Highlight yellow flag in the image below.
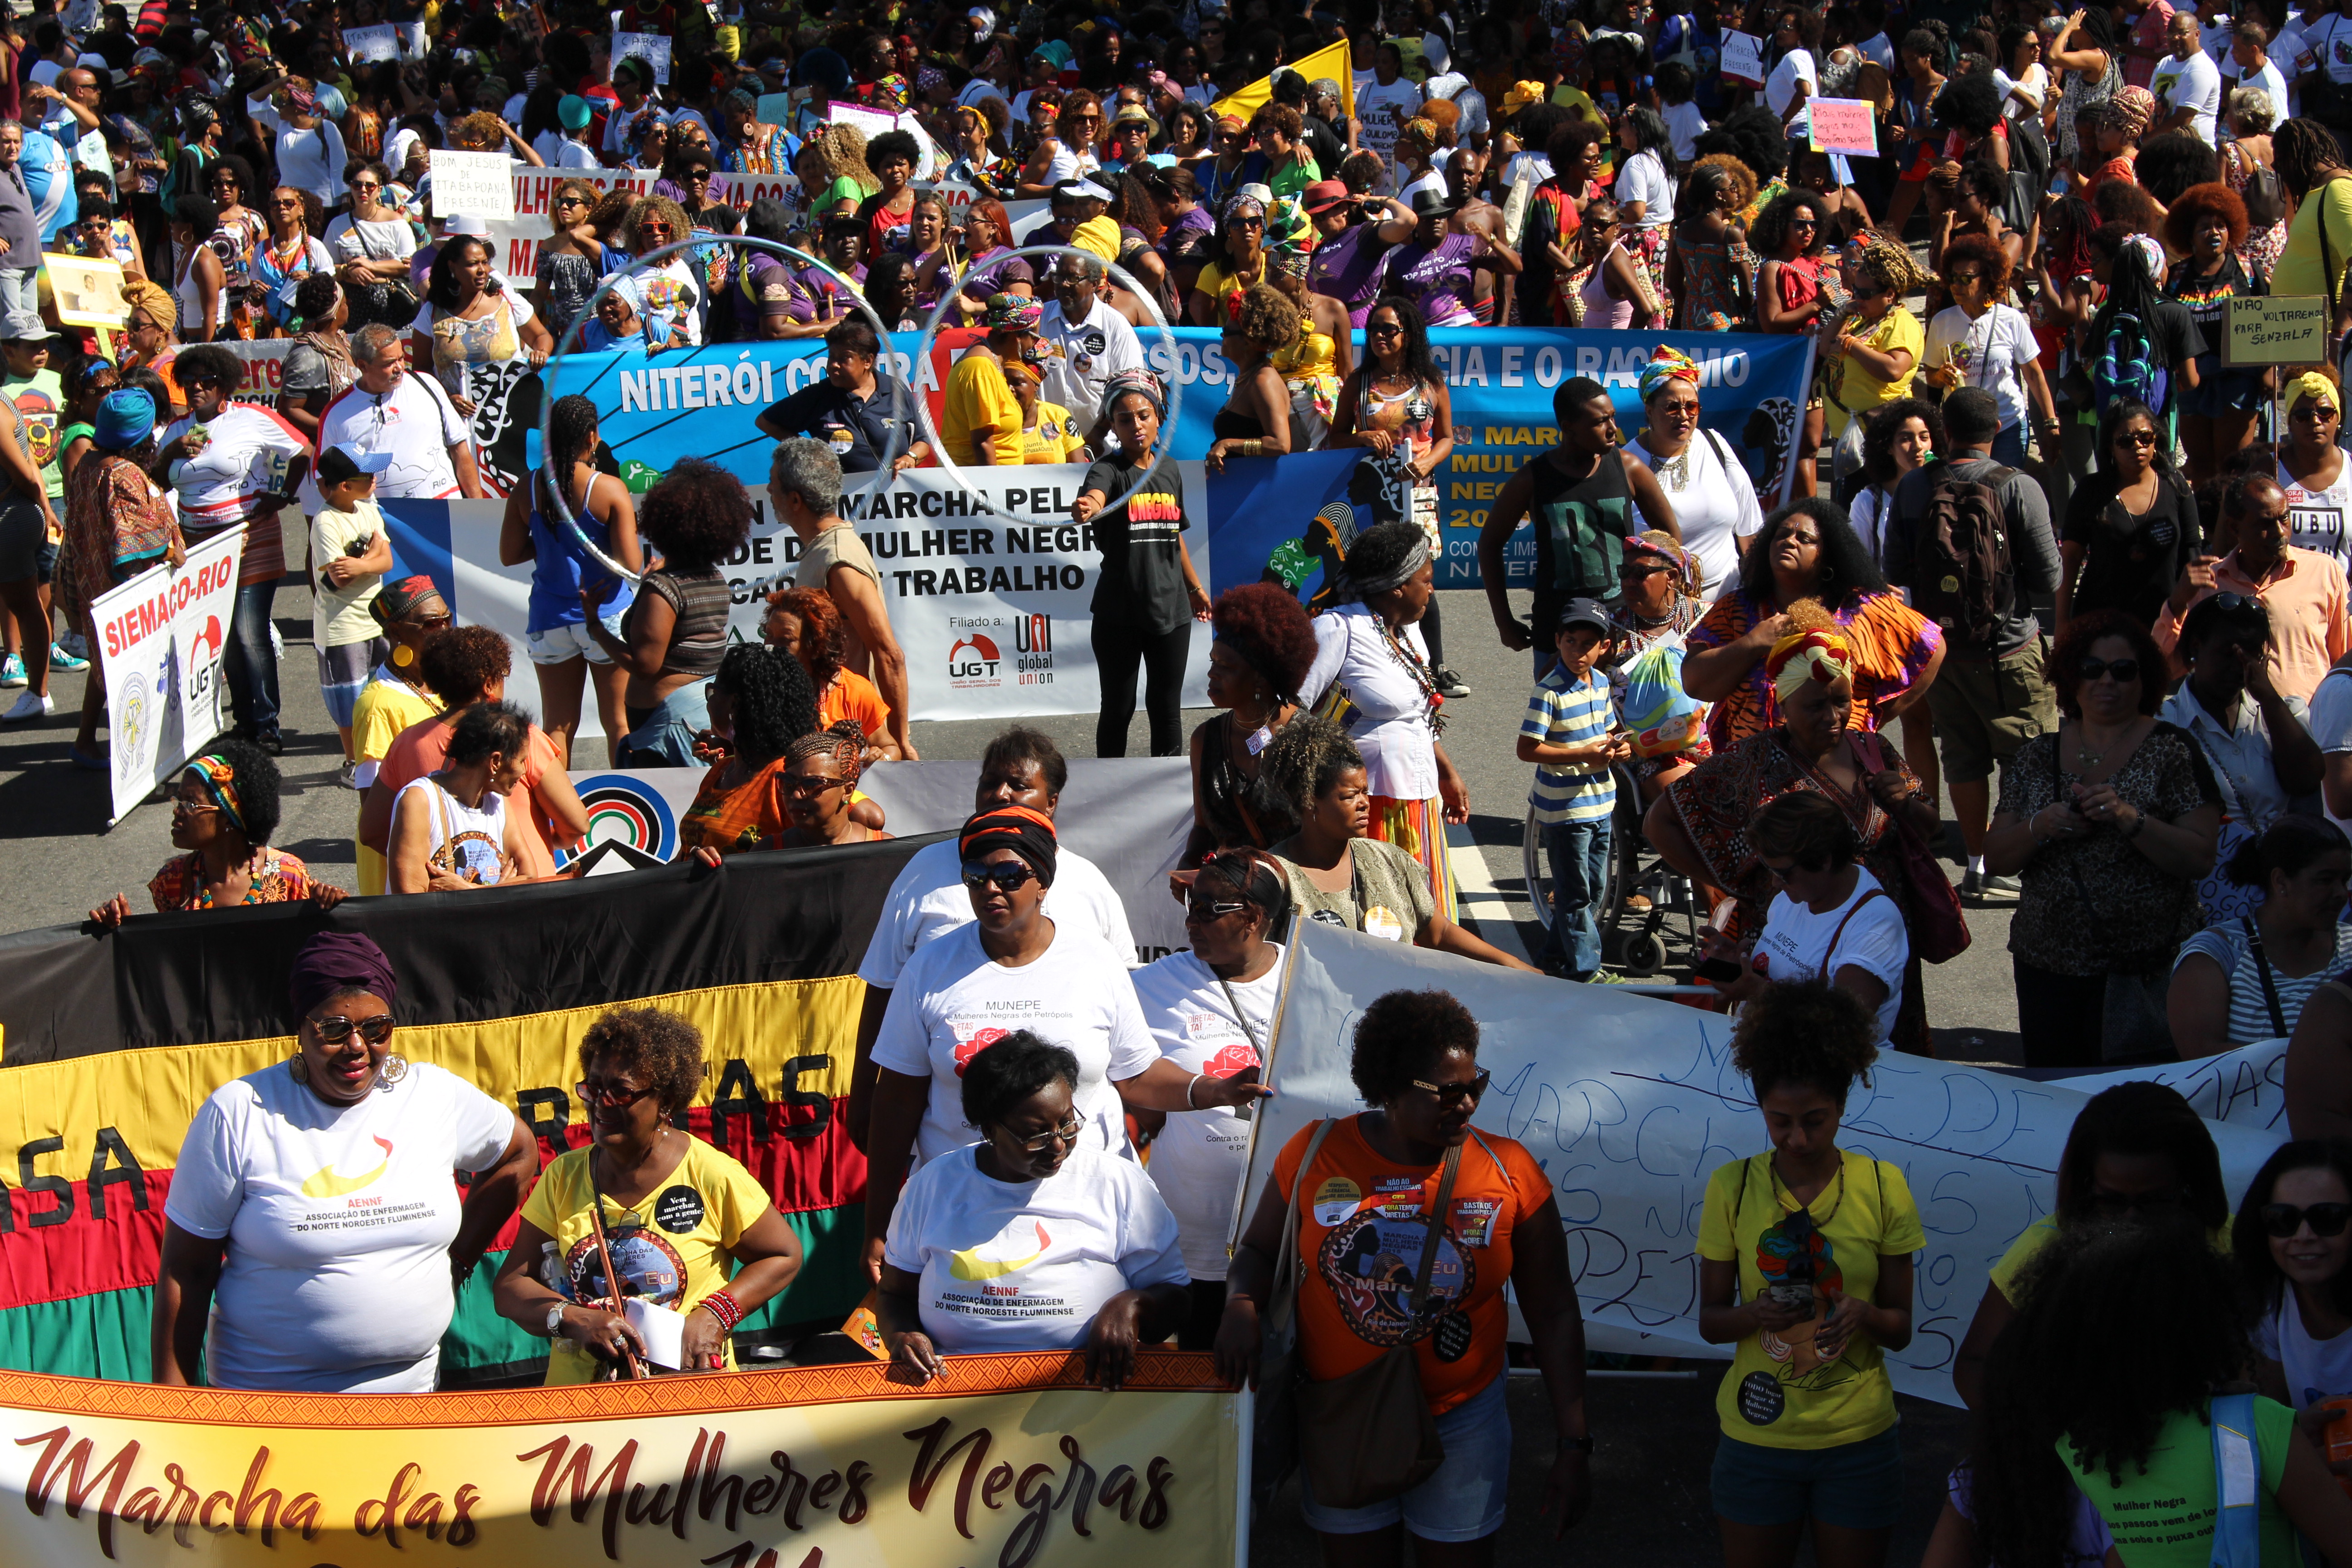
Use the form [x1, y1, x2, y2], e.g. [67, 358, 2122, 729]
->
[1210, 38, 1354, 127]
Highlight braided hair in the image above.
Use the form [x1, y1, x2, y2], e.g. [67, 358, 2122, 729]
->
[786, 718, 866, 785]
[2275, 115, 2347, 201]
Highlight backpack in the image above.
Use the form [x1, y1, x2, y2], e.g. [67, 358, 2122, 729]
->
[2240, 157, 2287, 230]
[1913, 462, 2016, 650]
[2092, 309, 2168, 417]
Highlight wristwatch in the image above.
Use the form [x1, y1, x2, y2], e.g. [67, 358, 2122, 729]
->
[545, 1303, 568, 1338]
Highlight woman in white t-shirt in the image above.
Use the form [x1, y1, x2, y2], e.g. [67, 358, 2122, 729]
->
[882, 1032, 1189, 1382]
[1705, 790, 1911, 1044]
[2241, 1141, 2352, 1418]
[863, 806, 1268, 1283]
[1614, 107, 1679, 322]
[155, 932, 534, 1392]
[1921, 234, 2058, 469]
[1132, 847, 1285, 1347]
[1765, 11, 1821, 125]
[387, 700, 540, 893]
[1623, 346, 1765, 600]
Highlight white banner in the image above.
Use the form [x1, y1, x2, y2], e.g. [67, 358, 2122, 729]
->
[558, 759, 1194, 962]
[88, 526, 244, 826]
[1245, 921, 2291, 1408]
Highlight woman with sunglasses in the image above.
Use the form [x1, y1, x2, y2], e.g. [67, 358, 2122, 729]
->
[619, 195, 706, 348]
[496, 1005, 802, 1382]
[533, 178, 612, 351]
[1983, 609, 2223, 1066]
[250, 185, 332, 336]
[88, 738, 346, 925]
[1921, 232, 2060, 470]
[2172, 816, 2352, 1059]
[324, 159, 418, 332]
[2240, 1140, 2352, 1421]
[1690, 977, 1918, 1568]
[1623, 347, 1768, 603]
[158, 931, 535, 1390]
[2057, 398, 2202, 633]
[2278, 368, 2352, 577]
[879, 1031, 1189, 1386]
[1216, 985, 1588, 1556]
[863, 806, 1266, 1284]
[768, 722, 893, 848]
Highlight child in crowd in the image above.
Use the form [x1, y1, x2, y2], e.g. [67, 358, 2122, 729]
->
[308, 441, 394, 779]
[1518, 597, 1630, 980]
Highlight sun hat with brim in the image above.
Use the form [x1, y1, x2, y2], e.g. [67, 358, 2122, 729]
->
[559, 93, 593, 130]
[93, 388, 155, 451]
[1301, 179, 1352, 214]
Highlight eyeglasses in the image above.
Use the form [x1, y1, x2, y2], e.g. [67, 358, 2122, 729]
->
[1619, 563, 1668, 580]
[961, 859, 1039, 892]
[2262, 1201, 2352, 1238]
[555, 195, 587, 208]
[2207, 592, 2262, 613]
[1848, 283, 1884, 300]
[780, 773, 848, 798]
[640, 222, 673, 237]
[273, 197, 302, 209]
[1410, 1069, 1492, 1106]
[129, 314, 159, 331]
[2078, 655, 2141, 683]
[1790, 216, 1817, 230]
[350, 179, 380, 191]
[312, 1013, 397, 1044]
[1004, 1113, 1086, 1152]
[576, 1077, 658, 1109]
[2116, 429, 2159, 446]
[170, 791, 218, 812]
[1235, 215, 1264, 228]
[2296, 403, 2341, 421]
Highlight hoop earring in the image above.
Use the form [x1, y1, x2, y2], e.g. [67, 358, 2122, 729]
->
[288, 1054, 309, 1084]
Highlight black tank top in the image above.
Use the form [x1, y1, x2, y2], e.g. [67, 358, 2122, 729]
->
[1526, 449, 1637, 626]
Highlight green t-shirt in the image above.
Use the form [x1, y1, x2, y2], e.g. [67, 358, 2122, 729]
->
[1268, 155, 1321, 202]
[1696, 1150, 1925, 1449]
[5, 367, 64, 499]
[2063, 1399, 2294, 1568]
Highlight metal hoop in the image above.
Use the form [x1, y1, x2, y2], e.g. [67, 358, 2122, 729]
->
[534, 234, 910, 587]
[906, 243, 1185, 528]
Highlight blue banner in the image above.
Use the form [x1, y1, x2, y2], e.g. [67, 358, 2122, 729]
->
[536, 327, 1814, 592]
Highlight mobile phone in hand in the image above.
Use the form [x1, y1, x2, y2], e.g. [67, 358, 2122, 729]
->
[1696, 955, 1744, 984]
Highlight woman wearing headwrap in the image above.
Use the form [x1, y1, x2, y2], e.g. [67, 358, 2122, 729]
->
[2279, 368, 2352, 577]
[1822, 234, 1929, 475]
[773, 721, 896, 847]
[862, 804, 1267, 1284]
[1609, 530, 1715, 798]
[348, 577, 449, 894]
[942, 291, 1044, 466]
[1076, 368, 1210, 758]
[1296, 520, 1475, 921]
[154, 931, 535, 1390]
[1624, 346, 1767, 599]
[1186, 583, 1321, 860]
[1650, 597, 1945, 1053]
[88, 739, 348, 926]
[65, 386, 182, 768]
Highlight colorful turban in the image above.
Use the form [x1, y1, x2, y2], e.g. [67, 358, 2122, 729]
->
[1764, 626, 1855, 702]
[1101, 367, 1165, 420]
[288, 931, 400, 1022]
[2112, 84, 2156, 139]
[1625, 530, 1699, 596]
[2119, 232, 2166, 287]
[1000, 358, 1039, 387]
[983, 292, 1044, 332]
[1638, 345, 1701, 404]
[960, 804, 1058, 886]
[122, 277, 175, 332]
[183, 754, 245, 836]
[2286, 370, 2340, 416]
[369, 574, 448, 631]
[1221, 190, 1266, 226]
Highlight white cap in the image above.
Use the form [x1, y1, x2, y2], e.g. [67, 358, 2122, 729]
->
[441, 213, 492, 237]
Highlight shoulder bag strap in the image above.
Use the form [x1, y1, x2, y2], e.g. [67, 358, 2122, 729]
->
[1266, 1117, 1343, 1333]
[1823, 886, 1889, 980]
[2208, 1390, 2262, 1568]
[1405, 1141, 1466, 1323]
[2241, 916, 2291, 1038]
[1217, 973, 1268, 1065]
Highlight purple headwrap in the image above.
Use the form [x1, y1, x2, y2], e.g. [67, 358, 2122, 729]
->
[288, 931, 399, 1022]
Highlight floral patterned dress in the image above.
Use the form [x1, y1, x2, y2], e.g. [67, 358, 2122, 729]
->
[148, 848, 317, 910]
[2224, 140, 2288, 278]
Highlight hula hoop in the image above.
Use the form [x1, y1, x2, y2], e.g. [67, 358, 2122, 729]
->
[533, 234, 909, 587]
[906, 243, 1185, 527]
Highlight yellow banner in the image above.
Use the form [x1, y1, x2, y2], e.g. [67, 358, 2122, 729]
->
[0, 1352, 1243, 1566]
[1210, 39, 1353, 127]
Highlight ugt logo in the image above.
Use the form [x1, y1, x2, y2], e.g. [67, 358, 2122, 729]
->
[948, 632, 1000, 681]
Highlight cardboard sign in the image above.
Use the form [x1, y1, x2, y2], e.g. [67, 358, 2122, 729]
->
[1720, 29, 1766, 84]
[612, 30, 671, 85]
[1807, 97, 1879, 156]
[2225, 294, 2328, 367]
[756, 91, 794, 126]
[428, 148, 517, 220]
[393, 19, 426, 56]
[343, 23, 400, 62]
[39, 251, 126, 328]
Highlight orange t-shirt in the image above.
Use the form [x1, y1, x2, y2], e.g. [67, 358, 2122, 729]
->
[819, 667, 892, 740]
[678, 755, 791, 856]
[377, 714, 576, 878]
[1270, 1115, 1551, 1414]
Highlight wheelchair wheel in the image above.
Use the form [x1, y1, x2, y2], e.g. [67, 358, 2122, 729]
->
[1622, 929, 1668, 976]
[1522, 806, 1552, 929]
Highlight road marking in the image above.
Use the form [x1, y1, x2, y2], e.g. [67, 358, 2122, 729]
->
[1449, 823, 1534, 966]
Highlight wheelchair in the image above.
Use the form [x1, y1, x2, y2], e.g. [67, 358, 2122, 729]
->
[1522, 760, 1702, 977]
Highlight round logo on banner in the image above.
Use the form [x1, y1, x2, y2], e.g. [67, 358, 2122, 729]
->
[565, 773, 679, 865]
[115, 672, 149, 781]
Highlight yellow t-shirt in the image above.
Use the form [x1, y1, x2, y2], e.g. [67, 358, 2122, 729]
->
[2274, 175, 2352, 300]
[1988, 1212, 2233, 1301]
[943, 352, 1024, 467]
[349, 667, 437, 896]
[518, 1137, 775, 1385]
[1695, 1150, 1925, 1449]
[1550, 84, 1609, 128]
[1828, 305, 1924, 436]
[1022, 399, 1088, 464]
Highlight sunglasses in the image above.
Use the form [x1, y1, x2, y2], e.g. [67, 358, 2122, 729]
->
[1410, 1068, 1492, 1107]
[1949, 272, 1984, 286]
[1006, 1113, 1086, 1152]
[641, 222, 674, 237]
[575, 1077, 658, 1109]
[1848, 283, 1884, 300]
[181, 373, 224, 388]
[1235, 215, 1264, 228]
[1369, 322, 1404, 336]
[1187, 896, 1249, 920]
[2078, 655, 2141, 683]
[781, 773, 847, 798]
[350, 179, 381, 191]
[2262, 1201, 2352, 1238]
[961, 860, 1039, 892]
[313, 1013, 396, 1044]
[2116, 429, 2159, 446]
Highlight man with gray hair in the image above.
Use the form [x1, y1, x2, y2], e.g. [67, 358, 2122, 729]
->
[313, 323, 483, 500]
[770, 437, 915, 758]
[1036, 252, 1143, 429]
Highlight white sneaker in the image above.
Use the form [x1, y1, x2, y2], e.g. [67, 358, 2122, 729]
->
[2, 690, 52, 722]
[59, 632, 88, 661]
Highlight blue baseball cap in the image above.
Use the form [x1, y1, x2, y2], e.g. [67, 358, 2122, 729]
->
[318, 442, 395, 485]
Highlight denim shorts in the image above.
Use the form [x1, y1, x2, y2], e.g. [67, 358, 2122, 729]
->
[1298, 1371, 1510, 1543]
[1710, 1425, 1904, 1530]
[524, 614, 627, 666]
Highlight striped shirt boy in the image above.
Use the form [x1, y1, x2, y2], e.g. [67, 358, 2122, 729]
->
[1523, 663, 1618, 824]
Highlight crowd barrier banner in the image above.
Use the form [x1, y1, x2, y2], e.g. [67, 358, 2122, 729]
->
[0, 848, 924, 1381]
[558, 759, 1196, 963]
[1246, 920, 2288, 1408]
[0, 1352, 1244, 1567]
[87, 526, 244, 827]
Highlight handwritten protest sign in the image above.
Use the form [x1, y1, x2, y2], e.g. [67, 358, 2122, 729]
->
[1808, 97, 1879, 156]
[1244, 920, 2288, 1408]
[429, 149, 517, 221]
[343, 24, 400, 62]
[612, 30, 672, 84]
[2225, 294, 2328, 367]
[1720, 29, 1766, 84]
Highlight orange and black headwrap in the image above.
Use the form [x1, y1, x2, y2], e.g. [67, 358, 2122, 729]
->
[959, 804, 1058, 886]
